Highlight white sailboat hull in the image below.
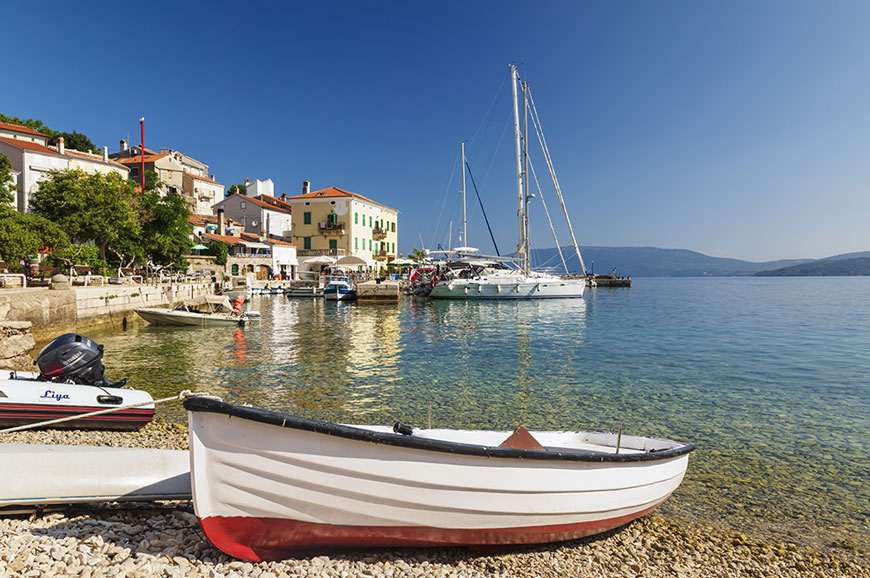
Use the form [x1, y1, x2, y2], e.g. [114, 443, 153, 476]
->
[429, 277, 585, 299]
[185, 398, 691, 561]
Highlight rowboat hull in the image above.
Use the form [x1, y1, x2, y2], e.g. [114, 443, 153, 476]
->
[0, 373, 154, 431]
[185, 398, 692, 561]
[429, 278, 585, 299]
[136, 307, 245, 327]
[0, 444, 190, 512]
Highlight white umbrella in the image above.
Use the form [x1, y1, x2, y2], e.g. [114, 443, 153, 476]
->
[335, 255, 368, 267]
[387, 258, 417, 267]
[304, 256, 336, 265]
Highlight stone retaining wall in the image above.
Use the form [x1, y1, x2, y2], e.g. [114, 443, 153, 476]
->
[0, 281, 217, 341]
[0, 321, 36, 371]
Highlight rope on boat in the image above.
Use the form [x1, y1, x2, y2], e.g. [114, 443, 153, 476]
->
[0, 390, 215, 434]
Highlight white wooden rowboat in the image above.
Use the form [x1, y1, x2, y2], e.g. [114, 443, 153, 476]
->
[0, 444, 190, 513]
[184, 397, 693, 561]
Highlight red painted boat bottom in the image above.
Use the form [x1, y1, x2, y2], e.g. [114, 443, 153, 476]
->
[198, 505, 659, 562]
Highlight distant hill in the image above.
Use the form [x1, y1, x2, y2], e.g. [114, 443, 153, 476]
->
[529, 246, 811, 277]
[754, 256, 870, 276]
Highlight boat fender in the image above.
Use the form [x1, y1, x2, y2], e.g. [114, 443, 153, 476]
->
[393, 422, 414, 436]
[232, 295, 246, 315]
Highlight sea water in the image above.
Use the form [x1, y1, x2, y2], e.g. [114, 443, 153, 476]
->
[89, 277, 869, 547]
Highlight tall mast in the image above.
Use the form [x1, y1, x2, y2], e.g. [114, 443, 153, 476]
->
[522, 80, 531, 275]
[461, 141, 467, 248]
[510, 64, 526, 272]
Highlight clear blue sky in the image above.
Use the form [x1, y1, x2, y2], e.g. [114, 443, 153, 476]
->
[4, 1, 870, 262]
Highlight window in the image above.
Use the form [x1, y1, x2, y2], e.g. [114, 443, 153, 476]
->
[369, 215, 372, 227]
[168, 171, 173, 178]
[368, 239, 372, 250]
[391, 222, 395, 232]
[354, 212, 358, 224]
[355, 237, 358, 249]
[240, 201, 246, 209]
[303, 212, 311, 225]
[303, 237, 311, 250]
[329, 240, 337, 249]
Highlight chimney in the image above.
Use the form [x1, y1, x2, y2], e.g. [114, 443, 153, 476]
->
[281, 193, 286, 201]
[102, 146, 109, 162]
[210, 174, 215, 181]
[120, 139, 128, 152]
[303, 180, 310, 195]
[217, 208, 225, 236]
[245, 178, 250, 186]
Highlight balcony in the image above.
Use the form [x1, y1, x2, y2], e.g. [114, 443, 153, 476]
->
[319, 221, 345, 235]
[298, 249, 346, 257]
[372, 227, 387, 240]
[374, 249, 393, 262]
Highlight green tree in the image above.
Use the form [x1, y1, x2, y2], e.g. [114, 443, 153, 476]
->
[206, 240, 228, 266]
[0, 152, 16, 206]
[48, 131, 97, 154]
[141, 189, 192, 268]
[0, 208, 70, 270]
[29, 169, 141, 262]
[226, 184, 246, 196]
[0, 113, 54, 136]
[410, 247, 427, 262]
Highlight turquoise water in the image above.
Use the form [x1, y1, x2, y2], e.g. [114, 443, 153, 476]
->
[87, 277, 869, 547]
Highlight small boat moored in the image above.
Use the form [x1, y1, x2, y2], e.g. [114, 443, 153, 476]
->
[185, 397, 694, 561]
[0, 334, 155, 431]
[323, 271, 357, 301]
[137, 295, 258, 327]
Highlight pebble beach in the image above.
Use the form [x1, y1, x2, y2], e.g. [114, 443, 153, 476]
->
[2, 421, 868, 578]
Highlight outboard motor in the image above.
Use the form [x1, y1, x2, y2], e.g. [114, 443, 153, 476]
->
[36, 333, 124, 388]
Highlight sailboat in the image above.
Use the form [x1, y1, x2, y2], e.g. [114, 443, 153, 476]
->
[429, 65, 588, 300]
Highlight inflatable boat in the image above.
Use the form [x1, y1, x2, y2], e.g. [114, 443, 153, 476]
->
[0, 334, 155, 431]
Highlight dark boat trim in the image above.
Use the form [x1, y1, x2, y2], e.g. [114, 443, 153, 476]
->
[184, 397, 694, 463]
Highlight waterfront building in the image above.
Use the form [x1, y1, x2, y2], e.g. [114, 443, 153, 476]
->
[0, 123, 129, 213]
[212, 190, 293, 242]
[286, 182, 399, 275]
[111, 141, 224, 213]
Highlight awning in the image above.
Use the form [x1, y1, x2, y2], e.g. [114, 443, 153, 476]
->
[240, 241, 270, 249]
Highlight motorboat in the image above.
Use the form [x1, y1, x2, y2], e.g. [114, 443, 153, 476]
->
[137, 295, 258, 327]
[184, 397, 694, 562]
[0, 444, 190, 513]
[324, 273, 357, 301]
[252, 286, 284, 295]
[285, 286, 324, 298]
[0, 334, 154, 431]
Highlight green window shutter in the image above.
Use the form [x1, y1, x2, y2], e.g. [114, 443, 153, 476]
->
[304, 237, 311, 250]
[329, 239, 337, 249]
[355, 237, 358, 249]
[304, 212, 311, 225]
[355, 213, 358, 224]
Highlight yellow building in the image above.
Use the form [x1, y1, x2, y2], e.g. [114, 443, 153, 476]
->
[287, 185, 399, 273]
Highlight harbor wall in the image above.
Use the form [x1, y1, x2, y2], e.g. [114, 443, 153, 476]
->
[0, 281, 217, 342]
[0, 321, 36, 371]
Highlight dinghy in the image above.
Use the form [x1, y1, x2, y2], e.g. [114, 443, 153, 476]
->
[0, 444, 190, 513]
[0, 334, 154, 431]
[184, 397, 694, 561]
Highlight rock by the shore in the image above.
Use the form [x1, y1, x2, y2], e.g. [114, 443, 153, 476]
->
[1, 421, 868, 577]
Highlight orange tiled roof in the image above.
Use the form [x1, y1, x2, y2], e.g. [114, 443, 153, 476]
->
[62, 148, 128, 169]
[254, 194, 294, 212]
[0, 135, 63, 156]
[0, 122, 49, 138]
[286, 186, 399, 213]
[240, 232, 296, 247]
[186, 172, 223, 186]
[202, 233, 244, 246]
[243, 195, 292, 214]
[189, 214, 241, 227]
[117, 153, 168, 165]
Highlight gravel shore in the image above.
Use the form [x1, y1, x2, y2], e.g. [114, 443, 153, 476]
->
[2, 422, 868, 578]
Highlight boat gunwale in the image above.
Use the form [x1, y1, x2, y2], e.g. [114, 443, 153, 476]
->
[184, 397, 694, 463]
